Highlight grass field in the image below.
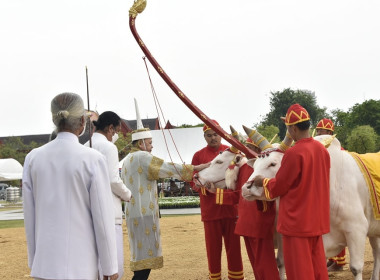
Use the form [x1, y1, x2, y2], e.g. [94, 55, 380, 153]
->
[0, 215, 376, 279]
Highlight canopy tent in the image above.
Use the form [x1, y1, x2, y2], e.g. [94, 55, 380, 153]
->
[119, 127, 228, 168]
[0, 158, 23, 181]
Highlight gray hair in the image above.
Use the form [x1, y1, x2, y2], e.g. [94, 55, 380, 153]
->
[51, 92, 85, 132]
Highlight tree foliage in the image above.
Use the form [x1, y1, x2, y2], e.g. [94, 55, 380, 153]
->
[346, 125, 378, 153]
[0, 137, 40, 165]
[255, 125, 280, 143]
[260, 88, 326, 138]
[178, 123, 203, 128]
[330, 99, 380, 150]
[114, 132, 132, 161]
[345, 99, 380, 135]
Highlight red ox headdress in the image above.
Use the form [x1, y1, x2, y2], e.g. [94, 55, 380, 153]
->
[244, 137, 259, 148]
[203, 120, 220, 133]
[316, 118, 334, 132]
[284, 104, 310, 125]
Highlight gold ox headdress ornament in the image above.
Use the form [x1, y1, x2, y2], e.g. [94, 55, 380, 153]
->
[242, 125, 293, 157]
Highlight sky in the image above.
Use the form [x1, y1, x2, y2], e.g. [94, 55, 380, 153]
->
[1, 0, 379, 137]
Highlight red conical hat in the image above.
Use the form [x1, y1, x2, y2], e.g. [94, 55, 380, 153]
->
[284, 104, 310, 125]
[316, 118, 334, 132]
[203, 120, 220, 132]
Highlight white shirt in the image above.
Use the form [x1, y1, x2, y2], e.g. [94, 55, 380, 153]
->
[86, 132, 132, 224]
[23, 132, 118, 279]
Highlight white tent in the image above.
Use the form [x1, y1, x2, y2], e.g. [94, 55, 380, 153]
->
[0, 158, 23, 181]
[119, 127, 228, 168]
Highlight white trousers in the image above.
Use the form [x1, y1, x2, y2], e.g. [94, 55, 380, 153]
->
[98, 224, 124, 280]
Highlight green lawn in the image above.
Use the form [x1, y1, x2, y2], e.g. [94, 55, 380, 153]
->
[0, 207, 22, 212]
[0, 219, 24, 229]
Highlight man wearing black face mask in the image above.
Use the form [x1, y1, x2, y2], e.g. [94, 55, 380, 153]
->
[85, 111, 132, 280]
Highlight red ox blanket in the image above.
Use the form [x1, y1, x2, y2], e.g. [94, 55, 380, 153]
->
[350, 152, 380, 220]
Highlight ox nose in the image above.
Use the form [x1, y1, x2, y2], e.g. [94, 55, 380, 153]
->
[193, 173, 204, 187]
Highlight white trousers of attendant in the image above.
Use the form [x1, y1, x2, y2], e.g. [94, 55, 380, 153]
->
[98, 224, 124, 280]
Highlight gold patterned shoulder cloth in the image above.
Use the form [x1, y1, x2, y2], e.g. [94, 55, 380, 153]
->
[148, 156, 164, 180]
[180, 164, 194, 181]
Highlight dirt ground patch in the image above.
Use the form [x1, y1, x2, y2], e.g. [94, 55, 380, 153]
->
[0, 215, 375, 279]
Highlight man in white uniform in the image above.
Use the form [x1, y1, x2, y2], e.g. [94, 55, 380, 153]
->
[86, 111, 132, 279]
[23, 92, 119, 280]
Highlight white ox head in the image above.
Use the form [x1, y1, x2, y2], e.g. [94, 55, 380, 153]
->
[242, 126, 293, 197]
[246, 143, 285, 186]
[196, 126, 250, 190]
[196, 148, 247, 189]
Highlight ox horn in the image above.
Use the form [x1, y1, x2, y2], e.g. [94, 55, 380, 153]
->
[229, 125, 242, 153]
[242, 125, 272, 151]
[279, 130, 294, 151]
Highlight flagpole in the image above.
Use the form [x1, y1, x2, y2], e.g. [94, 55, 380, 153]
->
[85, 66, 92, 148]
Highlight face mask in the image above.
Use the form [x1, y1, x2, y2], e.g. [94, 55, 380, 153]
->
[112, 133, 119, 143]
[79, 119, 87, 137]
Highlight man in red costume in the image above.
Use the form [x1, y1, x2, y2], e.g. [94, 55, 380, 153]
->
[212, 137, 280, 279]
[316, 118, 346, 272]
[247, 104, 330, 280]
[316, 118, 334, 136]
[191, 120, 244, 280]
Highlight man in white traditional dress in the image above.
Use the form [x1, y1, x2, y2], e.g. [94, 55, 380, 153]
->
[23, 92, 119, 280]
[86, 111, 132, 279]
[121, 99, 209, 280]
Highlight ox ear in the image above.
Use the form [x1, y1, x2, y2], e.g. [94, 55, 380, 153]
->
[247, 158, 256, 168]
[234, 154, 248, 167]
[320, 134, 337, 148]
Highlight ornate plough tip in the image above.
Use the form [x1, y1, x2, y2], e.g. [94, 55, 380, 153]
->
[129, 0, 147, 18]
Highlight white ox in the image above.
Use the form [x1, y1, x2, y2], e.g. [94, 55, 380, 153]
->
[246, 134, 380, 280]
[195, 148, 247, 190]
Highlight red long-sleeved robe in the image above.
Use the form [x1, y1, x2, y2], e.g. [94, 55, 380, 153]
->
[220, 163, 280, 279]
[191, 144, 244, 280]
[263, 137, 330, 279]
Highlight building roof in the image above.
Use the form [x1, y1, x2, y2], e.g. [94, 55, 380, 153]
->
[0, 118, 177, 148]
[122, 118, 160, 132]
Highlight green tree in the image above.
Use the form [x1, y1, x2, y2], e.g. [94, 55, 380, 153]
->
[178, 123, 203, 128]
[114, 132, 132, 161]
[330, 108, 351, 148]
[346, 99, 380, 135]
[255, 124, 280, 143]
[0, 137, 40, 165]
[346, 125, 378, 153]
[260, 88, 326, 138]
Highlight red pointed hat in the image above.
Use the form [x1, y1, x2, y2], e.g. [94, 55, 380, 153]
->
[316, 118, 334, 131]
[203, 120, 220, 132]
[284, 104, 310, 125]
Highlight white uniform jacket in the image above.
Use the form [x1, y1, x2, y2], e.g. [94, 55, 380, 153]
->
[86, 132, 132, 225]
[23, 132, 118, 279]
